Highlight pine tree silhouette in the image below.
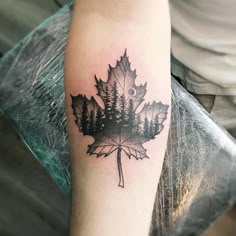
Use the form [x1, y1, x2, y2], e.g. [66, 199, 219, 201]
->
[81, 98, 89, 134]
[89, 110, 95, 134]
[104, 85, 111, 121]
[154, 114, 159, 134]
[120, 94, 127, 127]
[110, 81, 119, 125]
[95, 108, 104, 132]
[135, 115, 142, 135]
[127, 98, 135, 132]
[143, 117, 150, 138]
[149, 120, 154, 137]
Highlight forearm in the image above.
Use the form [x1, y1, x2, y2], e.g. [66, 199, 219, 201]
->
[65, 1, 171, 235]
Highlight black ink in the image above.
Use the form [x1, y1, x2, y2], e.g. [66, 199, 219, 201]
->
[71, 50, 169, 187]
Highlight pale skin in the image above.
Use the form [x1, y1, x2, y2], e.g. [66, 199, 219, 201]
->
[64, 0, 171, 235]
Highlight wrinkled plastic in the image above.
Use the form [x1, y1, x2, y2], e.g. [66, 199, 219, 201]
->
[0, 7, 72, 194]
[0, 5, 236, 236]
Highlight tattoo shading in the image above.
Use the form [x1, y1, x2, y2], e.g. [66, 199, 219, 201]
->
[71, 50, 169, 188]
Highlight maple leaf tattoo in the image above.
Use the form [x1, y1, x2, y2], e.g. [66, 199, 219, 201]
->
[71, 50, 169, 188]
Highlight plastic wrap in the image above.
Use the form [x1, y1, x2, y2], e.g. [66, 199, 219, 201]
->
[0, 5, 236, 236]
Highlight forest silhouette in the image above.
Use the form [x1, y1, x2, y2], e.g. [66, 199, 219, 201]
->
[79, 81, 160, 139]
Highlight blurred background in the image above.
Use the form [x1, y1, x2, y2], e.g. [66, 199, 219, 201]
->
[0, 1, 235, 236]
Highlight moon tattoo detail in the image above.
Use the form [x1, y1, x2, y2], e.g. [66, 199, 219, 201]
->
[128, 87, 137, 97]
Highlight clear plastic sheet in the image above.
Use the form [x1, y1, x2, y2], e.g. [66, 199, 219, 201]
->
[0, 7, 72, 194]
[0, 5, 236, 236]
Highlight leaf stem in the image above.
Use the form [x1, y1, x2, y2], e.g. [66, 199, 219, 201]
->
[117, 146, 124, 188]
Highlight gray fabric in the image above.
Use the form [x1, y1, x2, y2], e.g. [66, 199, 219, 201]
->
[170, 0, 236, 95]
[192, 94, 236, 136]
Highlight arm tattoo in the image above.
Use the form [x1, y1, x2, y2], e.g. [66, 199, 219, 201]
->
[71, 50, 169, 188]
